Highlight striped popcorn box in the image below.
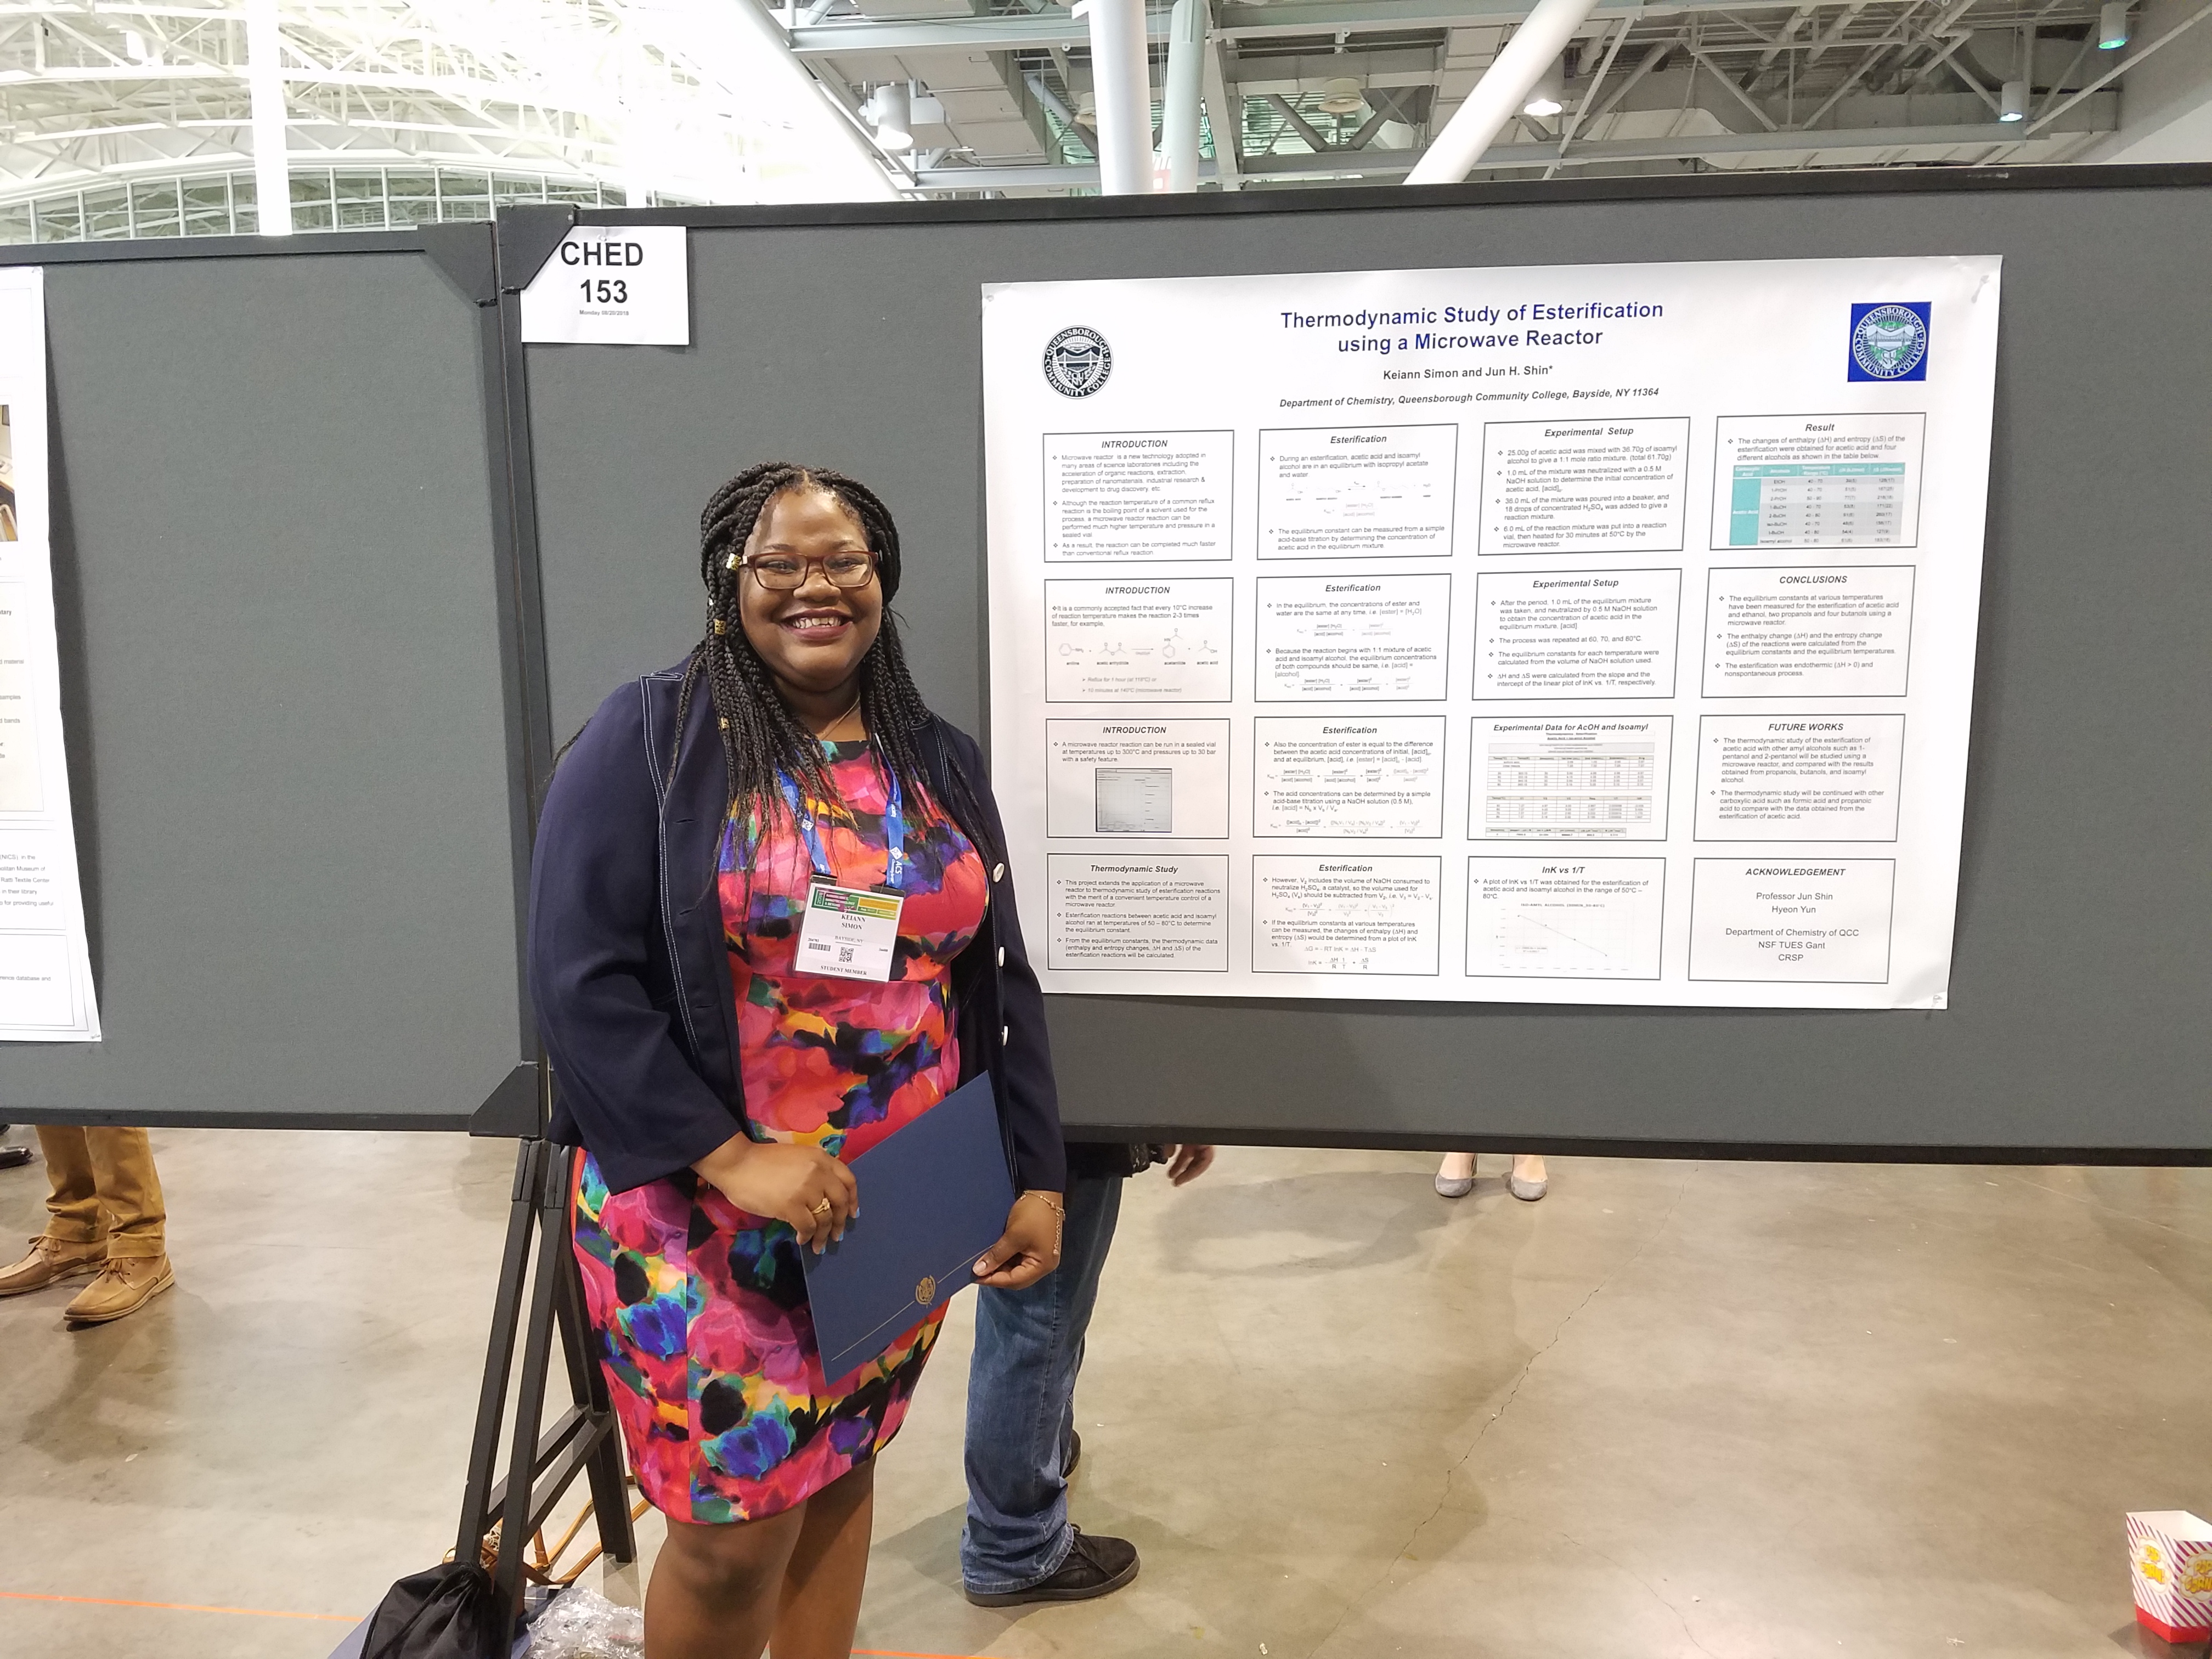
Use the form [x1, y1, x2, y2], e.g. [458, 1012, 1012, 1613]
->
[2130, 1511, 2212, 1644]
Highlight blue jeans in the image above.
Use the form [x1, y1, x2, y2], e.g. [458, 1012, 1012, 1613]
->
[960, 1169, 1124, 1593]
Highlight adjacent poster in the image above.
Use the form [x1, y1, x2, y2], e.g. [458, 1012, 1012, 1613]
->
[984, 257, 2000, 1009]
[0, 267, 99, 1039]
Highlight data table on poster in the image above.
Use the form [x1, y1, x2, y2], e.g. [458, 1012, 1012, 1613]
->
[985, 255, 1999, 1008]
[1715, 413, 1925, 550]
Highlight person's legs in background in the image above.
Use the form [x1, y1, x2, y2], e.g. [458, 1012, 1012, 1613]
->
[960, 1167, 1138, 1605]
[0, 1125, 172, 1321]
[67, 1125, 171, 1321]
[1435, 1151, 1548, 1201]
[0, 1125, 109, 1296]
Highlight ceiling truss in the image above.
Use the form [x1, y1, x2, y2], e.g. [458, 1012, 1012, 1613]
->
[771, 0, 2188, 195]
[0, 3, 815, 210]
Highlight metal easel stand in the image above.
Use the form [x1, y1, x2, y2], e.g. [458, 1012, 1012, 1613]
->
[452, 1085, 636, 1644]
[441, 200, 634, 1649]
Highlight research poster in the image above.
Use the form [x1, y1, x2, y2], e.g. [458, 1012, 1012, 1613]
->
[0, 268, 99, 1039]
[983, 257, 1999, 1008]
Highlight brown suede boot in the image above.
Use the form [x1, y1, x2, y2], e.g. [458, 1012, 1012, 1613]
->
[0, 1235, 106, 1297]
[64, 1255, 173, 1324]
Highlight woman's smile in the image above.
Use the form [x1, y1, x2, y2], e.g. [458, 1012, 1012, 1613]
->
[776, 606, 854, 640]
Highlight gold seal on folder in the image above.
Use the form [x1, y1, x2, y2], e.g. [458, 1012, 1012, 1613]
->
[915, 1274, 936, 1306]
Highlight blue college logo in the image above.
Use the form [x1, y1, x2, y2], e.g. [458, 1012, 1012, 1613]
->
[1043, 326, 1111, 397]
[1848, 302, 1931, 381]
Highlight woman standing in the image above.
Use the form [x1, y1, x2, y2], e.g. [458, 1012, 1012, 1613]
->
[530, 462, 1065, 1659]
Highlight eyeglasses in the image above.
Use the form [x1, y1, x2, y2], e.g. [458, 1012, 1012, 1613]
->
[738, 551, 879, 591]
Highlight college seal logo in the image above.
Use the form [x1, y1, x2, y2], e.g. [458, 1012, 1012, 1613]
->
[1043, 325, 1111, 397]
[914, 1274, 937, 1306]
[1848, 301, 1931, 382]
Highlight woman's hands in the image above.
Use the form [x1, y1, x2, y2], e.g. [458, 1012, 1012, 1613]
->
[692, 1133, 857, 1254]
[690, 1142, 1068, 1283]
[972, 1189, 1064, 1289]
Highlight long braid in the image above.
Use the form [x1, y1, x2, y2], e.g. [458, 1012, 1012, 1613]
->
[674, 461, 944, 855]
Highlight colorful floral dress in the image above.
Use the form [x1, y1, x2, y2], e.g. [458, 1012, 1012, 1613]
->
[572, 739, 989, 1522]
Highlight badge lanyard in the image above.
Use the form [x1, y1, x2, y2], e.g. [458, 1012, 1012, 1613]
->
[775, 763, 906, 894]
[778, 760, 909, 981]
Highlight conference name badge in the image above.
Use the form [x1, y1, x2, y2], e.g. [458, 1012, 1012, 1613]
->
[797, 882, 904, 981]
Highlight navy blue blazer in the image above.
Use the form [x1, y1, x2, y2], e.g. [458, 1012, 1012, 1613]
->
[528, 660, 1066, 1198]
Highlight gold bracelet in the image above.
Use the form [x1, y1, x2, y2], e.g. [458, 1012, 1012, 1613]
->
[1018, 1192, 1065, 1257]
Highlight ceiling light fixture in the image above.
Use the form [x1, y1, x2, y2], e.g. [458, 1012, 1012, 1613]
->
[865, 82, 913, 149]
[1318, 77, 1365, 115]
[1997, 78, 2029, 121]
[1523, 59, 1567, 119]
[2097, 2, 2131, 48]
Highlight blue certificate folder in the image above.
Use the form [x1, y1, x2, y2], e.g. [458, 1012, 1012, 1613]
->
[801, 1071, 1017, 1380]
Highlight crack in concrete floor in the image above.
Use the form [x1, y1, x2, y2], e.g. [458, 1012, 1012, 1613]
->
[1557, 1528, 1721, 1659]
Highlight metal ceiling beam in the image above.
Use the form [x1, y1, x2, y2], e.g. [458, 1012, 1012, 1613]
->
[795, 0, 1996, 59]
[912, 114, 2109, 189]
[1798, 3, 1940, 126]
[0, 1, 880, 206]
[1585, 31, 1683, 121]
[790, 14, 1156, 55]
[1547, 12, 1632, 173]
[1266, 90, 1335, 151]
[1805, 1, 1874, 64]
[2025, 0, 2212, 131]
[1686, 42, 1780, 127]
[1200, 5, 1243, 189]
[1751, 2, 1818, 74]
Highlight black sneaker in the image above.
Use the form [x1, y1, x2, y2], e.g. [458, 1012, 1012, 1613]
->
[1062, 1429, 1081, 1480]
[964, 1528, 1139, 1606]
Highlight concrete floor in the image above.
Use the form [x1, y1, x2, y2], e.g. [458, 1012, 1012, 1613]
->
[0, 1127, 2204, 1659]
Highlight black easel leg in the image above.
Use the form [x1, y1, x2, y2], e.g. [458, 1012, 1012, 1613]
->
[455, 1138, 545, 1566]
[490, 1141, 574, 1616]
[456, 1135, 639, 1645]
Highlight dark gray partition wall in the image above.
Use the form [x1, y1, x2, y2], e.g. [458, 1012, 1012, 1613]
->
[1, 233, 528, 1131]
[518, 171, 2212, 1159]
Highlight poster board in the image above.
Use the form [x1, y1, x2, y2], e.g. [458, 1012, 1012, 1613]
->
[0, 234, 528, 1131]
[513, 170, 2212, 1156]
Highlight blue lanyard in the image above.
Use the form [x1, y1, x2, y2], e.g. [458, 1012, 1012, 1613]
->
[775, 759, 906, 892]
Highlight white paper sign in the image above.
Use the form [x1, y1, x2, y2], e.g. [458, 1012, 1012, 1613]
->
[985, 256, 2000, 1009]
[0, 267, 99, 1039]
[519, 225, 690, 346]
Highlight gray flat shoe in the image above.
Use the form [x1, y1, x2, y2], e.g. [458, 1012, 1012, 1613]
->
[1507, 1171, 1548, 1201]
[1434, 1174, 1475, 1198]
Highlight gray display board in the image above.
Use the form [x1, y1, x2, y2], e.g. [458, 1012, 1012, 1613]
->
[0, 234, 527, 1131]
[517, 172, 2211, 1158]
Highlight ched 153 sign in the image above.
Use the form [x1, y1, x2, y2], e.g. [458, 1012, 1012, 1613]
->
[519, 225, 691, 346]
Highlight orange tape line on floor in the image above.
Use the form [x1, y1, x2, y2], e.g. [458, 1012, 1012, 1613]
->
[0, 1588, 357, 1623]
[0, 1590, 987, 1654]
[0, 1596, 980, 1653]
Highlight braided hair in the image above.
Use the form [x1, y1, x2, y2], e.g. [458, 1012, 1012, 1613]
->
[672, 462, 944, 849]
